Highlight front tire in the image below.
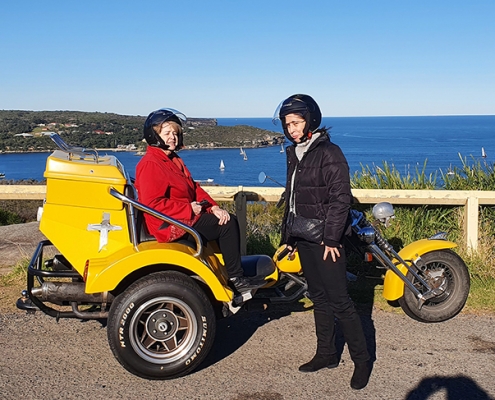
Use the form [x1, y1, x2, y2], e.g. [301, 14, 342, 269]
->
[107, 271, 216, 379]
[398, 250, 470, 322]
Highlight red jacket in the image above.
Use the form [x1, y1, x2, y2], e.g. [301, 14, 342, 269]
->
[135, 146, 217, 242]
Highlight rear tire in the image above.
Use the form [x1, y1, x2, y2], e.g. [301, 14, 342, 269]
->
[398, 250, 470, 323]
[107, 271, 216, 379]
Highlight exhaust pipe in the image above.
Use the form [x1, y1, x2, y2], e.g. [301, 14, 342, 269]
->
[31, 282, 114, 305]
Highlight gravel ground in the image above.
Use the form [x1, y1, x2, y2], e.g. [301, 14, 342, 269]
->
[0, 221, 47, 272]
[1, 305, 494, 400]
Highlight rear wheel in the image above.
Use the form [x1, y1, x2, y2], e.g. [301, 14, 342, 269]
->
[107, 271, 216, 379]
[398, 250, 470, 322]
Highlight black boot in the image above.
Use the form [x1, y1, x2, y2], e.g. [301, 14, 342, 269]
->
[299, 309, 338, 373]
[299, 353, 339, 372]
[350, 361, 371, 390]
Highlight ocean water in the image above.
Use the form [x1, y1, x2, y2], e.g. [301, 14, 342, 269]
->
[1, 115, 494, 187]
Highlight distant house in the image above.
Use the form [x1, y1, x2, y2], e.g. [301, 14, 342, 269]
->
[14, 133, 33, 137]
[94, 130, 113, 135]
[40, 131, 56, 136]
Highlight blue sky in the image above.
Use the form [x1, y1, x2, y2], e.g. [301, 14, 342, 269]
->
[1, 1, 494, 117]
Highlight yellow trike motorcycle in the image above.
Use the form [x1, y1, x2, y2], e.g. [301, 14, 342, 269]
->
[17, 134, 469, 380]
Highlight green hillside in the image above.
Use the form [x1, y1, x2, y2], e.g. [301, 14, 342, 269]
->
[0, 110, 284, 152]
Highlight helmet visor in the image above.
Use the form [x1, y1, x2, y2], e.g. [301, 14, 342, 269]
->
[148, 108, 187, 127]
[272, 98, 310, 129]
[272, 100, 285, 128]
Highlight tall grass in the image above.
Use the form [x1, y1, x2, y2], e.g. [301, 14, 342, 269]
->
[351, 160, 437, 190]
[442, 154, 495, 190]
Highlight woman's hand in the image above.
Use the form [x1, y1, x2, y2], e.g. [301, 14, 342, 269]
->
[323, 245, 341, 262]
[191, 201, 203, 216]
[210, 205, 230, 225]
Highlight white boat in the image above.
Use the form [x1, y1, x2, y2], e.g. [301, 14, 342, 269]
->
[219, 160, 225, 170]
[482, 147, 487, 158]
[197, 178, 214, 183]
[447, 164, 454, 176]
[243, 151, 248, 161]
[239, 147, 244, 155]
[280, 143, 284, 153]
[0, 172, 5, 178]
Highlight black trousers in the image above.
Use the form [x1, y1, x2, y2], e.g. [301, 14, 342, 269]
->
[188, 213, 244, 278]
[297, 240, 369, 364]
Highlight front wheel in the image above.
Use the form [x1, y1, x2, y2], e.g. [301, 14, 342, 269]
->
[107, 271, 216, 379]
[398, 250, 470, 323]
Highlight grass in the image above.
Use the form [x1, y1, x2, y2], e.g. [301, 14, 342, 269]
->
[0, 259, 29, 313]
[0, 260, 28, 286]
[351, 160, 438, 190]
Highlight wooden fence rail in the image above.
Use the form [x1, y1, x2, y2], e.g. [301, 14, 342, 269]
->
[2, 185, 495, 251]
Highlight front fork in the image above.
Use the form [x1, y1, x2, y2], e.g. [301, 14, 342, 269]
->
[369, 243, 447, 308]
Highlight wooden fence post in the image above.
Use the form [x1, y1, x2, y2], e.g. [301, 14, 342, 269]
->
[234, 188, 247, 255]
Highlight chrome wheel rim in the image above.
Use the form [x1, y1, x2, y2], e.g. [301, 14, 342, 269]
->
[129, 296, 197, 364]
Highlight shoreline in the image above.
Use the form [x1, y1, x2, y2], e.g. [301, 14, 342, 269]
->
[0, 143, 285, 155]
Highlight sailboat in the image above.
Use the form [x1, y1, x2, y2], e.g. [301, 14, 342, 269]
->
[280, 143, 284, 153]
[219, 159, 225, 170]
[447, 164, 454, 176]
[243, 151, 248, 161]
[239, 147, 244, 155]
[482, 147, 487, 158]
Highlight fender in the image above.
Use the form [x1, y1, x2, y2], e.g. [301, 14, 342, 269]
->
[84, 242, 233, 302]
[382, 239, 457, 301]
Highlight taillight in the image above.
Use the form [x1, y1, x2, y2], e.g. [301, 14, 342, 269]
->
[83, 260, 89, 282]
[364, 252, 373, 262]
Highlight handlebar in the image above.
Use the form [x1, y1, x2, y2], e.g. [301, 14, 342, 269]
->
[276, 246, 292, 261]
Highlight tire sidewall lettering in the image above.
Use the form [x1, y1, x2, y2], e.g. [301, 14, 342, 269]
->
[185, 315, 208, 366]
[119, 302, 135, 348]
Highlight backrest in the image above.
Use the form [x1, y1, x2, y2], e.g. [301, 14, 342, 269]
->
[123, 183, 201, 249]
[124, 183, 157, 244]
[136, 209, 157, 243]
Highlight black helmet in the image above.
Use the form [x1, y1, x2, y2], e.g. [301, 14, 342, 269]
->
[143, 108, 187, 150]
[273, 94, 322, 143]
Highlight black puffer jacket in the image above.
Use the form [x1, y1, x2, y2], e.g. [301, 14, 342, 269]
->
[281, 130, 352, 248]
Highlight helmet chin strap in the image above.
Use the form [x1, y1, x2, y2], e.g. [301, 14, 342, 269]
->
[298, 131, 313, 144]
[152, 135, 170, 150]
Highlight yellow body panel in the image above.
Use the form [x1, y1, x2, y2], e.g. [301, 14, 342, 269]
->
[85, 242, 234, 302]
[40, 204, 130, 275]
[382, 239, 457, 301]
[41, 151, 128, 274]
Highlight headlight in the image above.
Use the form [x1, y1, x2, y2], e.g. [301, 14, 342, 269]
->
[357, 226, 376, 244]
